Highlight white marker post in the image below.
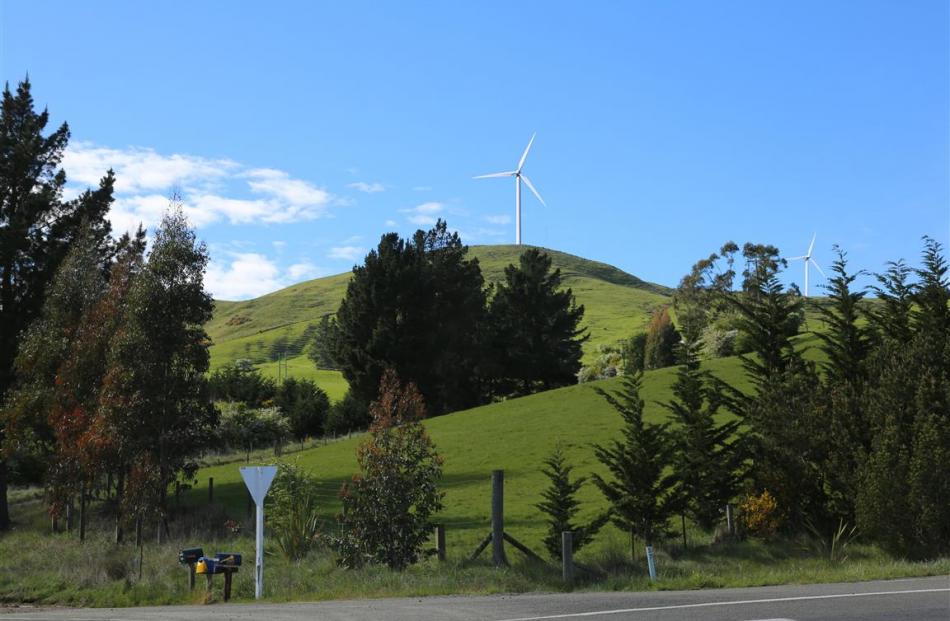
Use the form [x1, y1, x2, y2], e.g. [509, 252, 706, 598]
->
[240, 466, 277, 599]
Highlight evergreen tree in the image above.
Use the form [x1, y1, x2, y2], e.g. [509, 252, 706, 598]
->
[812, 248, 872, 521]
[332, 220, 486, 415]
[0, 79, 114, 529]
[536, 446, 609, 560]
[665, 338, 743, 531]
[591, 373, 677, 551]
[622, 332, 647, 375]
[643, 308, 680, 370]
[487, 248, 587, 395]
[275, 377, 330, 441]
[308, 314, 339, 370]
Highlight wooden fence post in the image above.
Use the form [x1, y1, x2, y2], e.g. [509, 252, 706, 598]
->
[435, 524, 446, 561]
[491, 470, 509, 567]
[726, 504, 734, 535]
[561, 531, 574, 585]
[208, 477, 214, 504]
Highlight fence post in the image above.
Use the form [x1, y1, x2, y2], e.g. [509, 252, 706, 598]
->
[726, 503, 734, 535]
[208, 477, 214, 504]
[561, 531, 574, 585]
[491, 470, 509, 567]
[79, 486, 87, 543]
[435, 524, 446, 561]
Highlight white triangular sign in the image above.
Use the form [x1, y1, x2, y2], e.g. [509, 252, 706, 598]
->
[240, 466, 277, 505]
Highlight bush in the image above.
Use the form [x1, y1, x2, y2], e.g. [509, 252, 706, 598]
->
[335, 371, 443, 570]
[275, 377, 330, 441]
[324, 391, 370, 436]
[209, 363, 276, 406]
[738, 490, 781, 539]
[268, 462, 324, 561]
[217, 404, 290, 461]
[700, 326, 737, 359]
[537, 446, 608, 560]
[577, 345, 623, 383]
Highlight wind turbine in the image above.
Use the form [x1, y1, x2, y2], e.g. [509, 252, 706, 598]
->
[789, 233, 826, 297]
[473, 133, 545, 245]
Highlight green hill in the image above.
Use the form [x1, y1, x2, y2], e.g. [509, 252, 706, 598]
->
[191, 354, 750, 558]
[206, 245, 673, 400]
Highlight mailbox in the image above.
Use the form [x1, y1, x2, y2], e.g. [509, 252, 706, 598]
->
[178, 547, 204, 565]
[215, 552, 242, 568]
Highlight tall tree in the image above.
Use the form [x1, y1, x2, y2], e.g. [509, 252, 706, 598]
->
[665, 338, 743, 531]
[332, 220, 487, 415]
[812, 248, 872, 521]
[643, 307, 679, 370]
[97, 206, 215, 527]
[592, 373, 677, 552]
[487, 248, 587, 396]
[0, 79, 114, 530]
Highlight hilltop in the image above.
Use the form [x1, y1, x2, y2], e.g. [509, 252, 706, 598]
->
[206, 245, 674, 398]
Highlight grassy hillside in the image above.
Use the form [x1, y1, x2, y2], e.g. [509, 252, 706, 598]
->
[206, 245, 674, 397]
[189, 354, 752, 558]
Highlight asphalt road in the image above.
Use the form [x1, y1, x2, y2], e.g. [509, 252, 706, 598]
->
[1, 576, 947, 621]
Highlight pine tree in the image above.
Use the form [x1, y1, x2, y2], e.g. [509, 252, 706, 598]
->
[591, 373, 677, 551]
[332, 220, 487, 415]
[536, 446, 609, 560]
[0, 79, 114, 530]
[665, 338, 742, 531]
[487, 248, 587, 396]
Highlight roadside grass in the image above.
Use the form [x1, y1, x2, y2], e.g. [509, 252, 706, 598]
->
[1, 507, 947, 608]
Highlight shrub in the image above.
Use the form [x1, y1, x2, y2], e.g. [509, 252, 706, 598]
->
[275, 377, 330, 441]
[324, 391, 370, 436]
[335, 371, 444, 570]
[217, 404, 290, 461]
[268, 462, 324, 561]
[738, 490, 781, 539]
[209, 363, 276, 406]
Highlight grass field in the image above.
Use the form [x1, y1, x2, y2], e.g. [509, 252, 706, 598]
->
[3, 326, 945, 606]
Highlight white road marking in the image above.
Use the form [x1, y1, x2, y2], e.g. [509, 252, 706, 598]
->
[493, 587, 950, 621]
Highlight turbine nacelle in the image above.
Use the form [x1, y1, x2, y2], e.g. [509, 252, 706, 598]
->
[473, 133, 545, 245]
[789, 233, 826, 297]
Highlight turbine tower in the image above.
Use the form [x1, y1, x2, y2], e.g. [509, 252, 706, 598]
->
[474, 133, 545, 245]
[789, 233, 826, 297]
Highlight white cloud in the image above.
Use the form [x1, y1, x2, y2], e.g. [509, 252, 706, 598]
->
[328, 246, 366, 262]
[485, 214, 511, 225]
[413, 185, 432, 192]
[398, 202, 445, 227]
[408, 214, 437, 226]
[62, 142, 337, 235]
[62, 141, 236, 194]
[205, 253, 284, 300]
[385, 219, 397, 227]
[205, 253, 330, 300]
[347, 181, 385, 193]
[287, 262, 327, 281]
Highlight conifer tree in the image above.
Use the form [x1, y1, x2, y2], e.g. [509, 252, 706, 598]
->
[536, 446, 609, 560]
[643, 308, 679, 370]
[0, 79, 114, 530]
[665, 338, 742, 531]
[592, 373, 676, 552]
[487, 248, 587, 395]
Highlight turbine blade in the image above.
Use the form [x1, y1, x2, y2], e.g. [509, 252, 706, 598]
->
[807, 232, 816, 257]
[810, 258, 826, 278]
[521, 174, 545, 206]
[473, 171, 517, 179]
[788, 255, 807, 261]
[517, 133, 536, 172]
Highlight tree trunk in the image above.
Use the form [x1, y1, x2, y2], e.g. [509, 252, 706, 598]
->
[114, 472, 125, 544]
[0, 460, 10, 531]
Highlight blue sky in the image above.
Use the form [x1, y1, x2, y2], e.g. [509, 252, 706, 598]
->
[2, 1, 947, 299]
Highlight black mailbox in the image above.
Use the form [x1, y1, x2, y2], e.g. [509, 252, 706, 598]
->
[179, 547, 204, 565]
[215, 552, 242, 567]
